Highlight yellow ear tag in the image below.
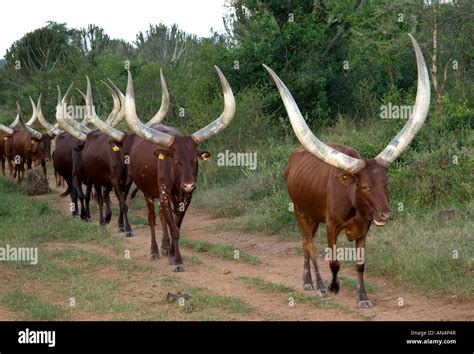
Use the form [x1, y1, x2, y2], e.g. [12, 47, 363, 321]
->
[158, 152, 165, 160]
[112, 145, 120, 152]
[202, 155, 209, 161]
[31, 139, 36, 144]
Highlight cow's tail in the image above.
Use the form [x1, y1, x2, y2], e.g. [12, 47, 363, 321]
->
[130, 186, 140, 199]
[60, 184, 71, 197]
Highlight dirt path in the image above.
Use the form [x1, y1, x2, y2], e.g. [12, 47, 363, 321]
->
[38, 177, 474, 321]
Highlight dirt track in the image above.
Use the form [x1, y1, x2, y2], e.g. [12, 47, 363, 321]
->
[26, 176, 473, 321]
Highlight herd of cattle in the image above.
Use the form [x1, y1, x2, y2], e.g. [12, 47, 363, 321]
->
[0, 35, 430, 308]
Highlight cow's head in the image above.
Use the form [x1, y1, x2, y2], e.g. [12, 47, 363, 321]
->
[154, 137, 211, 192]
[28, 134, 52, 164]
[115, 66, 234, 194]
[265, 34, 430, 227]
[337, 160, 392, 226]
[17, 101, 52, 163]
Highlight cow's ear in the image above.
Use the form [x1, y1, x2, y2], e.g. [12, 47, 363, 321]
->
[337, 172, 358, 186]
[197, 150, 211, 160]
[154, 149, 172, 160]
[107, 140, 122, 152]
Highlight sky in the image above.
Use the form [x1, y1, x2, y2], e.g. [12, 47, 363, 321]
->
[0, 0, 230, 59]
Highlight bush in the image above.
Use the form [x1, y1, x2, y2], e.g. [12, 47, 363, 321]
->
[20, 170, 50, 196]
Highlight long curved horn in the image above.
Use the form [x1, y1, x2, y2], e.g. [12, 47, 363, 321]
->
[26, 96, 38, 126]
[124, 70, 174, 147]
[9, 114, 19, 128]
[35, 94, 63, 136]
[375, 34, 430, 166]
[0, 123, 13, 135]
[190, 66, 236, 144]
[100, 80, 123, 127]
[146, 68, 170, 126]
[56, 85, 87, 141]
[17, 102, 43, 140]
[84, 76, 125, 142]
[263, 65, 365, 174]
[57, 84, 92, 134]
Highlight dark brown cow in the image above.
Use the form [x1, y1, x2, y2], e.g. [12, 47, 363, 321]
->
[10, 103, 52, 180]
[264, 34, 430, 307]
[53, 132, 88, 218]
[0, 125, 14, 176]
[114, 67, 235, 271]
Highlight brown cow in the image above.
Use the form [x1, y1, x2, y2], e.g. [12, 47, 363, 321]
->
[10, 102, 52, 181]
[114, 66, 235, 271]
[264, 34, 430, 307]
[0, 124, 14, 176]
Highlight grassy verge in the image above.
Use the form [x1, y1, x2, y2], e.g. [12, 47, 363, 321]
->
[180, 236, 261, 265]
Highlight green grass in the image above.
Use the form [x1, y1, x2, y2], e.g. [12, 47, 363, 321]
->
[341, 277, 375, 294]
[159, 275, 253, 316]
[128, 214, 149, 225]
[241, 276, 295, 293]
[0, 177, 119, 248]
[2, 290, 65, 320]
[180, 236, 261, 265]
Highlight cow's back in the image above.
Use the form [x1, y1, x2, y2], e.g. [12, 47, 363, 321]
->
[285, 144, 361, 222]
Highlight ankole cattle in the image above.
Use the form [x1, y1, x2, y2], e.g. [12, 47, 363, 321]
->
[264, 34, 430, 308]
[110, 66, 235, 271]
[0, 124, 14, 176]
[8, 102, 52, 180]
[55, 79, 128, 233]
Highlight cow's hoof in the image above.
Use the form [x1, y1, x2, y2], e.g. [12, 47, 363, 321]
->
[124, 231, 134, 238]
[118, 226, 125, 233]
[150, 253, 160, 260]
[329, 279, 340, 294]
[357, 300, 374, 308]
[173, 264, 185, 272]
[316, 287, 329, 298]
[303, 283, 314, 291]
[161, 248, 169, 257]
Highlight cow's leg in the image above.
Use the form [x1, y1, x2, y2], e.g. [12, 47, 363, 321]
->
[145, 197, 160, 260]
[1, 155, 5, 176]
[159, 210, 170, 256]
[7, 157, 14, 178]
[327, 223, 341, 294]
[103, 185, 112, 224]
[112, 181, 132, 237]
[355, 236, 372, 308]
[69, 180, 80, 218]
[41, 159, 47, 177]
[73, 176, 88, 220]
[175, 192, 192, 229]
[117, 179, 132, 234]
[95, 185, 107, 225]
[160, 199, 183, 271]
[294, 205, 327, 296]
[84, 184, 92, 221]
